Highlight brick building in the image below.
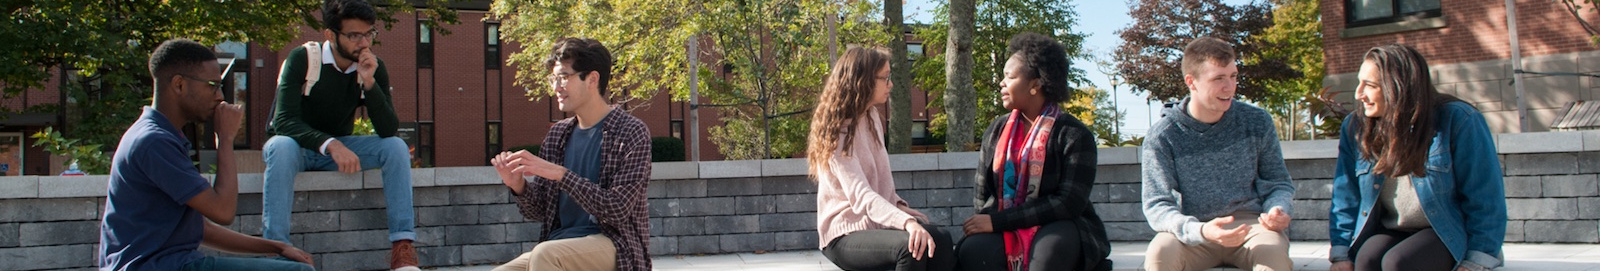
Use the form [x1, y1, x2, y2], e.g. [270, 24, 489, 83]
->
[1321, 0, 1600, 133]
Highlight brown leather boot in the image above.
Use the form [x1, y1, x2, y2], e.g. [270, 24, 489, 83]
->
[389, 240, 420, 271]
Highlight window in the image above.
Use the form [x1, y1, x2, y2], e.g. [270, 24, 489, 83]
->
[418, 20, 433, 68]
[1345, 0, 1440, 27]
[907, 43, 923, 62]
[417, 122, 435, 167]
[911, 121, 929, 145]
[486, 23, 501, 70]
[670, 120, 684, 139]
[486, 121, 501, 164]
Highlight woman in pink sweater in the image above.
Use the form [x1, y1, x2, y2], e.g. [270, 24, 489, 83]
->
[809, 47, 954, 271]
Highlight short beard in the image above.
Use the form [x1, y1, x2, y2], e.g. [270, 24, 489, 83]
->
[333, 40, 361, 62]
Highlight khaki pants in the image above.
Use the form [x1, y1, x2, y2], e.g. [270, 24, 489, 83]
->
[493, 234, 617, 271]
[1144, 212, 1292, 271]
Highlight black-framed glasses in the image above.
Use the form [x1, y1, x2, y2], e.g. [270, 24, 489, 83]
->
[549, 72, 580, 88]
[340, 29, 379, 41]
[177, 73, 223, 92]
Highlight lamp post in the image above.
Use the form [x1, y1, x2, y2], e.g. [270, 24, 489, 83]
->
[1107, 74, 1121, 136]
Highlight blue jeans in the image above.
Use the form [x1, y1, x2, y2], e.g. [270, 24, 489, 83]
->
[262, 135, 416, 243]
[181, 256, 314, 271]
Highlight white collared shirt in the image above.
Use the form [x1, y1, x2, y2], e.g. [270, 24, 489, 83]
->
[317, 41, 360, 155]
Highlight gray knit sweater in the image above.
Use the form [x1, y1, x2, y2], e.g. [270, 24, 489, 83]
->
[1140, 97, 1295, 245]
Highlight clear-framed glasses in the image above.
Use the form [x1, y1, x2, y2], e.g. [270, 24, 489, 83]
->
[549, 72, 580, 88]
[340, 29, 379, 41]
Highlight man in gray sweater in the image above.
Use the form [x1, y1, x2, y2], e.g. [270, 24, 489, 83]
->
[1140, 37, 1296, 271]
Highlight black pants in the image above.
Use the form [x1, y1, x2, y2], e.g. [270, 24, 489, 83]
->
[822, 227, 956, 271]
[1354, 227, 1456, 271]
[954, 219, 1105, 271]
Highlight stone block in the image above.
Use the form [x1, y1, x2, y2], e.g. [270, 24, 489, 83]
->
[477, 203, 523, 224]
[760, 158, 808, 177]
[758, 213, 813, 232]
[290, 211, 340, 233]
[292, 171, 363, 191]
[889, 153, 941, 171]
[232, 214, 262, 236]
[1280, 140, 1338, 160]
[949, 208, 976, 226]
[1505, 220, 1525, 242]
[0, 176, 38, 199]
[1454, 81, 1507, 104]
[679, 235, 720, 254]
[20, 221, 98, 246]
[701, 160, 761, 179]
[921, 207, 953, 227]
[1544, 174, 1599, 197]
[1582, 197, 1600, 220]
[446, 224, 507, 245]
[1294, 178, 1333, 200]
[706, 178, 762, 197]
[318, 249, 388, 271]
[1499, 132, 1586, 154]
[0, 198, 99, 222]
[649, 198, 680, 217]
[451, 185, 511, 205]
[0, 223, 16, 248]
[659, 179, 707, 198]
[734, 195, 775, 215]
[301, 229, 389, 253]
[433, 167, 500, 186]
[897, 189, 928, 207]
[337, 209, 388, 231]
[1099, 146, 1140, 165]
[1096, 164, 1142, 184]
[775, 231, 816, 251]
[937, 152, 981, 170]
[950, 171, 976, 188]
[1094, 203, 1145, 222]
[235, 193, 263, 215]
[1524, 220, 1600, 243]
[893, 172, 915, 191]
[414, 186, 452, 207]
[912, 171, 956, 190]
[772, 194, 816, 213]
[663, 217, 705, 236]
[1288, 219, 1329, 241]
[306, 189, 387, 211]
[504, 222, 542, 243]
[461, 243, 523, 265]
[417, 205, 480, 226]
[761, 176, 816, 194]
[1104, 183, 1141, 203]
[1285, 159, 1337, 180]
[1504, 176, 1544, 198]
[1089, 185, 1112, 203]
[650, 236, 678, 255]
[1290, 200, 1330, 220]
[0, 244, 95, 270]
[925, 189, 969, 208]
[37, 176, 106, 198]
[652, 161, 700, 180]
[1503, 153, 1580, 176]
[419, 245, 463, 267]
[705, 215, 759, 234]
[415, 226, 447, 246]
[1580, 152, 1600, 174]
[1105, 221, 1156, 241]
[719, 232, 775, 253]
[1507, 198, 1578, 220]
[679, 197, 736, 216]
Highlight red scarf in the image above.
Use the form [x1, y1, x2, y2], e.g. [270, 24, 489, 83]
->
[989, 105, 1058, 271]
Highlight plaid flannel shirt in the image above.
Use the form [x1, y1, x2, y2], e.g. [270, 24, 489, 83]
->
[513, 107, 652, 270]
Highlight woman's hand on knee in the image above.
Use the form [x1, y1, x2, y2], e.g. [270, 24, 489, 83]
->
[904, 219, 936, 260]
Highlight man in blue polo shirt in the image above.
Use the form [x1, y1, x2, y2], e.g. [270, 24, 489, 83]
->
[98, 39, 315, 271]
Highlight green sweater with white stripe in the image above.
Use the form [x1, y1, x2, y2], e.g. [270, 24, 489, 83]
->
[267, 45, 399, 151]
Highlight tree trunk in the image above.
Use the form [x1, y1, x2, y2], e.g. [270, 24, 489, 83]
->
[944, 0, 977, 152]
[886, 0, 912, 154]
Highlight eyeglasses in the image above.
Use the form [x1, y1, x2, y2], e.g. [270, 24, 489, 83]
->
[340, 29, 379, 41]
[177, 73, 223, 92]
[549, 72, 580, 88]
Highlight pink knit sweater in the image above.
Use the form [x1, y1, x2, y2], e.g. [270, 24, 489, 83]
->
[815, 108, 916, 248]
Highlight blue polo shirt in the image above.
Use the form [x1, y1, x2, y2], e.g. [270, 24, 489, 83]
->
[99, 107, 210, 271]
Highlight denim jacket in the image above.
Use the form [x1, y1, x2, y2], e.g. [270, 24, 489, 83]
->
[1329, 101, 1506, 271]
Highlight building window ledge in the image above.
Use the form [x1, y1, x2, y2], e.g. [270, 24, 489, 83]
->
[1341, 16, 1448, 38]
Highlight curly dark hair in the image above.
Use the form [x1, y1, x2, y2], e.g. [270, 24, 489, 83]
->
[544, 37, 615, 96]
[323, 0, 377, 33]
[1007, 32, 1072, 104]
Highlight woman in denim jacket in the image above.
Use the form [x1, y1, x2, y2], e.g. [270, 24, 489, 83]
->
[1329, 44, 1506, 271]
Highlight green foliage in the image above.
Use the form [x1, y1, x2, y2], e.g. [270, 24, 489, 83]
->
[491, 0, 888, 160]
[1, 0, 462, 170]
[911, 0, 1089, 145]
[1251, 0, 1328, 139]
[1113, 0, 1295, 102]
[29, 127, 109, 175]
[352, 117, 376, 136]
[650, 136, 686, 162]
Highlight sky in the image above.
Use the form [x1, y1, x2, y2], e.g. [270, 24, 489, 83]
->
[901, 0, 1254, 137]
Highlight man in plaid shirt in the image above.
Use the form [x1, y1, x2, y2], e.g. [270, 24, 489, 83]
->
[489, 37, 652, 271]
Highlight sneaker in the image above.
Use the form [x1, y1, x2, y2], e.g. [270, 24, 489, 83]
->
[390, 240, 421, 271]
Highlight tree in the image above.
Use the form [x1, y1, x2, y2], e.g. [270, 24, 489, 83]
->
[885, 0, 912, 154]
[912, 0, 1088, 150]
[1074, 85, 1134, 147]
[942, 0, 977, 152]
[1561, 0, 1600, 45]
[1113, 0, 1296, 103]
[491, 0, 887, 160]
[1250, 0, 1327, 139]
[0, 1, 461, 173]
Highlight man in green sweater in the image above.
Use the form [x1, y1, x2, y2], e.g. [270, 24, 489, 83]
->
[1139, 37, 1296, 271]
[262, 0, 418, 270]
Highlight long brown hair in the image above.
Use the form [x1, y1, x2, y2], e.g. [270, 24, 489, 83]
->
[807, 47, 890, 177]
[1354, 44, 1461, 177]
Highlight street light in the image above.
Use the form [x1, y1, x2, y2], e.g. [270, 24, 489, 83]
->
[1107, 74, 1120, 136]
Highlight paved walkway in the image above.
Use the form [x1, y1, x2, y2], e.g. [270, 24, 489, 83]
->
[428, 242, 1600, 271]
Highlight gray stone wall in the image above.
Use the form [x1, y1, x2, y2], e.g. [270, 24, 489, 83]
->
[2, 131, 1597, 270]
[1322, 50, 1600, 133]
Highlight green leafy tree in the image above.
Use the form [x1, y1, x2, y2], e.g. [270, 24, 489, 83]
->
[1113, 0, 1296, 103]
[911, 0, 1089, 148]
[1251, 0, 1327, 139]
[491, 0, 887, 160]
[1, 1, 461, 172]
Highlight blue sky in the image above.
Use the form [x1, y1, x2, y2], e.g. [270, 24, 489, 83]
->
[902, 0, 1255, 136]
